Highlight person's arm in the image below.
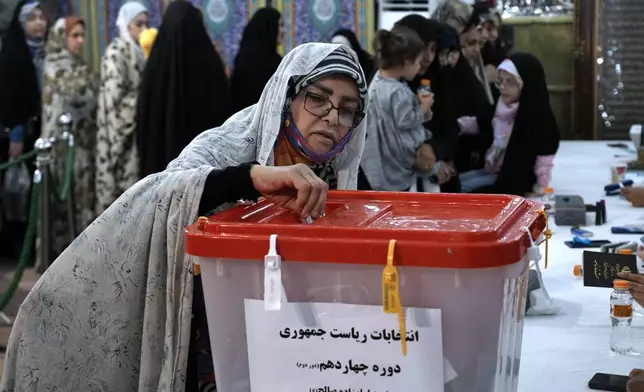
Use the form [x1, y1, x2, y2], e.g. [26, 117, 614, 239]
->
[533, 112, 560, 189]
[425, 107, 459, 162]
[457, 117, 479, 135]
[389, 87, 435, 172]
[198, 162, 261, 215]
[391, 88, 427, 134]
[534, 155, 555, 189]
[420, 78, 460, 163]
[471, 102, 496, 163]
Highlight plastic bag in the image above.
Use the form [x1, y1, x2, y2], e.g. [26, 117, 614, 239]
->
[2, 161, 31, 222]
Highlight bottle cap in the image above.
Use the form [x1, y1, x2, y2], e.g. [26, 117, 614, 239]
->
[614, 279, 630, 289]
[573, 264, 583, 277]
[618, 249, 633, 255]
[543, 187, 554, 194]
[420, 79, 431, 86]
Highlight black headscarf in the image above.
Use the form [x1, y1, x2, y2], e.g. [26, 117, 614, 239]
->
[231, 7, 282, 112]
[420, 22, 460, 162]
[395, 14, 440, 45]
[0, 0, 41, 131]
[395, 17, 452, 151]
[485, 52, 560, 196]
[135, 0, 231, 177]
[392, 16, 461, 191]
[437, 23, 460, 53]
[331, 28, 374, 81]
[393, 14, 440, 92]
[472, 1, 493, 26]
[439, 13, 495, 173]
[481, 9, 508, 67]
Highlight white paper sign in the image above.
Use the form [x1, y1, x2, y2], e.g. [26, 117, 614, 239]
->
[244, 299, 445, 392]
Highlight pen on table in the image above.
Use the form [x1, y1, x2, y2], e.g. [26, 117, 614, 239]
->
[611, 226, 644, 235]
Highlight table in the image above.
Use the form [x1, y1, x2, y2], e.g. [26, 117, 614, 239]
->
[518, 141, 644, 391]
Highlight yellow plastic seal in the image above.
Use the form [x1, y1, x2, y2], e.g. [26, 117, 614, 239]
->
[382, 239, 407, 355]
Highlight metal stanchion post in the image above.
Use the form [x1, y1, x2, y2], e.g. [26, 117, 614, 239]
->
[58, 114, 77, 240]
[0, 312, 11, 325]
[34, 137, 52, 274]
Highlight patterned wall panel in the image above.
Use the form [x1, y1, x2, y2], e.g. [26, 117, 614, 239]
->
[193, 0, 264, 68]
[64, 0, 264, 70]
[596, 0, 644, 139]
[275, 0, 374, 55]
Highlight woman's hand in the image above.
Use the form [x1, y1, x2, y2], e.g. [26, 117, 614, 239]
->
[628, 369, 644, 391]
[617, 272, 644, 308]
[250, 164, 328, 219]
[622, 187, 644, 207]
[435, 161, 456, 184]
[415, 144, 436, 172]
[457, 116, 479, 135]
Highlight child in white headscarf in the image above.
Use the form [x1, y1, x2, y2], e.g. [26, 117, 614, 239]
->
[95, 1, 149, 215]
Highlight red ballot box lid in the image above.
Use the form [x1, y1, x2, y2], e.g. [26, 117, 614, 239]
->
[184, 191, 546, 268]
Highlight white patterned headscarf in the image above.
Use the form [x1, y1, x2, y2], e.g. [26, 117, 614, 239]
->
[168, 42, 368, 189]
[0, 42, 368, 392]
[115, 1, 147, 63]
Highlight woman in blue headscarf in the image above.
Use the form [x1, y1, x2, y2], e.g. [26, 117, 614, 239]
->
[0, 0, 47, 259]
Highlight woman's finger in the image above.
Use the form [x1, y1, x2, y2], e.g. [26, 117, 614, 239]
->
[634, 368, 644, 379]
[629, 279, 644, 291]
[311, 176, 328, 218]
[289, 167, 312, 215]
[627, 282, 644, 295]
[300, 169, 327, 218]
[618, 272, 644, 285]
[439, 167, 451, 183]
[300, 172, 321, 218]
[632, 293, 644, 308]
[622, 188, 633, 199]
[630, 285, 644, 298]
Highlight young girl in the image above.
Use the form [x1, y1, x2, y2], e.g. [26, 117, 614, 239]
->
[359, 26, 434, 191]
[459, 52, 560, 195]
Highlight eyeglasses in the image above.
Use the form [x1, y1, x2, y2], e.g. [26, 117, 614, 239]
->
[301, 92, 364, 128]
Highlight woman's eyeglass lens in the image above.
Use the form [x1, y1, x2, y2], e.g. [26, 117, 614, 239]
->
[303, 92, 364, 128]
[495, 76, 518, 90]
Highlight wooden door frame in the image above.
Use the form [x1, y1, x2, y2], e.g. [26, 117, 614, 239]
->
[572, 0, 597, 140]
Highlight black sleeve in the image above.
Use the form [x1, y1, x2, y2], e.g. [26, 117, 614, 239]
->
[424, 82, 459, 162]
[425, 127, 456, 162]
[198, 162, 262, 216]
[475, 102, 496, 154]
[425, 111, 459, 162]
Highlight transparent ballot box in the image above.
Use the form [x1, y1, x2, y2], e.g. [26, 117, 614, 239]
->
[185, 191, 547, 392]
